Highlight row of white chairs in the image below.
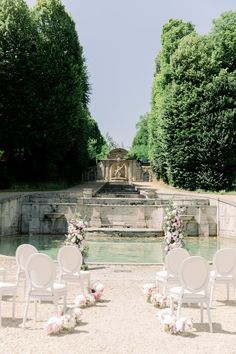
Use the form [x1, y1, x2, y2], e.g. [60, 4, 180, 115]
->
[0, 244, 89, 327]
[155, 247, 236, 333]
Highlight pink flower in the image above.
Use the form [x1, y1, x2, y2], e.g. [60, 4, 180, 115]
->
[94, 291, 102, 301]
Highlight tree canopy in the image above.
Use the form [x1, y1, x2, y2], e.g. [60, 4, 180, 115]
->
[132, 13, 236, 191]
[0, 0, 105, 186]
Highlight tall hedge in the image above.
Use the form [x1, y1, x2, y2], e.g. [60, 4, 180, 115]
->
[0, 0, 105, 185]
[147, 12, 236, 191]
[0, 0, 38, 182]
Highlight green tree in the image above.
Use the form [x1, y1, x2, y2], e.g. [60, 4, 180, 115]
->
[0, 0, 38, 183]
[129, 113, 149, 161]
[86, 116, 107, 163]
[149, 19, 195, 181]
[163, 34, 216, 189]
[211, 11, 236, 72]
[31, 0, 91, 180]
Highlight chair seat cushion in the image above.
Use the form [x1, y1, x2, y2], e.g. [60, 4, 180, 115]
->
[61, 273, 82, 282]
[156, 271, 176, 283]
[30, 282, 66, 297]
[156, 270, 167, 281]
[0, 282, 17, 293]
[210, 270, 233, 282]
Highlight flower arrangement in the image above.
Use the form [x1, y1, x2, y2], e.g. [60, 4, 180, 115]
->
[89, 282, 105, 302]
[163, 201, 185, 253]
[75, 282, 105, 308]
[65, 213, 89, 258]
[150, 292, 171, 309]
[143, 283, 156, 302]
[44, 307, 83, 335]
[158, 309, 193, 335]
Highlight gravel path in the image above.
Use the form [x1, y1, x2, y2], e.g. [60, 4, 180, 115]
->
[0, 256, 236, 354]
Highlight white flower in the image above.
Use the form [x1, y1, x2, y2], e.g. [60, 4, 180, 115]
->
[94, 282, 105, 293]
[143, 283, 155, 296]
[75, 294, 87, 308]
[86, 293, 96, 306]
[73, 308, 83, 324]
[62, 314, 76, 331]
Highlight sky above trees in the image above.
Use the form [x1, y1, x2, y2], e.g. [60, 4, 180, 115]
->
[26, 0, 236, 147]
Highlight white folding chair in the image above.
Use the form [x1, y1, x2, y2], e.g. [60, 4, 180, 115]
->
[58, 246, 90, 294]
[210, 248, 236, 307]
[16, 244, 38, 293]
[156, 248, 189, 295]
[22, 253, 67, 327]
[0, 282, 17, 326]
[170, 256, 213, 333]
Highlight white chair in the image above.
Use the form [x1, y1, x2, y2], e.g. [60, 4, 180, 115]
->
[210, 248, 236, 307]
[156, 248, 190, 295]
[170, 256, 213, 333]
[22, 253, 67, 327]
[0, 281, 17, 326]
[58, 246, 90, 294]
[16, 244, 38, 293]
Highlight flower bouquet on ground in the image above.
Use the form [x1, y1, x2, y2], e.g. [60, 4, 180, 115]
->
[158, 309, 193, 335]
[65, 213, 89, 270]
[75, 282, 105, 308]
[89, 282, 105, 301]
[163, 201, 185, 253]
[143, 283, 156, 302]
[150, 292, 171, 309]
[44, 307, 83, 335]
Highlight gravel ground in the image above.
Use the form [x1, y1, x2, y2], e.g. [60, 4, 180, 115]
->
[0, 256, 236, 354]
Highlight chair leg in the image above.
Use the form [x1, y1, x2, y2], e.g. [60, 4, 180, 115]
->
[163, 283, 167, 296]
[170, 296, 175, 315]
[177, 300, 182, 319]
[34, 300, 37, 322]
[210, 282, 214, 307]
[80, 277, 85, 295]
[22, 297, 30, 328]
[12, 292, 16, 318]
[200, 303, 203, 323]
[206, 302, 213, 333]
[226, 283, 229, 300]
[63, 294, 67, 313]
[16, 270, 20, 287]
[53, 298, 58, 316]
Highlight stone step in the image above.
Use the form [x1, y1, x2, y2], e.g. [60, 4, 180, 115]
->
[87, 227, 163, 237]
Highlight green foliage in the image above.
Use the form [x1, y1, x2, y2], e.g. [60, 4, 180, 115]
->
[0, 0, 38, 183]
[129, 114, 149, 161]
[86, 116, 107, 162]
[0, 0, 104, 186]
[147, 13, 236, 191]
[211, 11, 236, 72]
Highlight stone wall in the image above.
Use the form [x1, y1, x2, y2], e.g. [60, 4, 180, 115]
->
[0, 191, 235, 238]
[0, 195, 22, 236]
[218, 199, 236, 238]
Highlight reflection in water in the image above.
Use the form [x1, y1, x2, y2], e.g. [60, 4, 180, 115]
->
[0, 235, 236, 263]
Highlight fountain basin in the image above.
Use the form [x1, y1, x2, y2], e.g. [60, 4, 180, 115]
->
[44, 212, 65, 221]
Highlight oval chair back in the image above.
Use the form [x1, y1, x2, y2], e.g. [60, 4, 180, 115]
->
[213, 248, 235, 276]
[58, 246, 82, 274]
[165, 248, 190, 277]
[180, 256, 209, 293]
[16, 244, 38, 272]
[26, 253, 56, 290]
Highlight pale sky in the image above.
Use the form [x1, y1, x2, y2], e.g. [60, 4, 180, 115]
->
[26, 0, 236, 148]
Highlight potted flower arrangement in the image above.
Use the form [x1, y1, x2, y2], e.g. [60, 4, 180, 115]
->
[163, 201, 185, 253]
[65, 213, 89, 270]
